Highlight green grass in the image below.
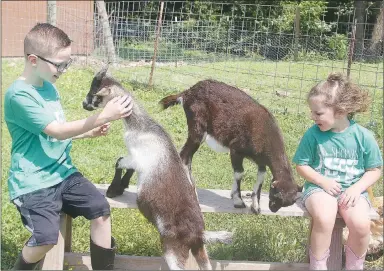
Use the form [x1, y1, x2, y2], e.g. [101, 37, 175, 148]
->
[1, 58, 383, 269]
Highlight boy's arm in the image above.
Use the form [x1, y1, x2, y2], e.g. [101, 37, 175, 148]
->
[44, 96, 132, 141]
[72, 123, 110, 140]
[71, 130, 92, 140]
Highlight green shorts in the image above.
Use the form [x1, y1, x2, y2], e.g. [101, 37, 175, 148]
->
[301, 183, 371, 209]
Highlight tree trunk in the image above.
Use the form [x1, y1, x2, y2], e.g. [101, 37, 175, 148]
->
[96, 0, 116, 64]
[47, 1, 57, 26]
[368, 5, 383, 59]
[353, 0, 366, 60]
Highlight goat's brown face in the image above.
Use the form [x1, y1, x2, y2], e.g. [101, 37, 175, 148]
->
[82, 65, 115, 111]
[268, 180, 302, 212]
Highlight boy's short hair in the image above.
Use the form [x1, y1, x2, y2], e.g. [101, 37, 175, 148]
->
[24, 23, 72, 58]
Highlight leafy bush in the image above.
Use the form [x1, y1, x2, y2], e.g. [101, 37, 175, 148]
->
[284, 49, 329, 62]
[327, 33, 348, 60]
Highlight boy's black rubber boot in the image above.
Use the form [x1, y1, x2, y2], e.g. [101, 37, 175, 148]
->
[12, 252, 42, 270]
[90, 237, 116, 270]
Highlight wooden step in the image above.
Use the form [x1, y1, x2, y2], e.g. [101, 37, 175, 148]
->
[64, 252, 310, 270]
[94, 184, 380, 219]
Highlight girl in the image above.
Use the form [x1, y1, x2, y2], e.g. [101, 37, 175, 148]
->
[293, 73, 382, 270]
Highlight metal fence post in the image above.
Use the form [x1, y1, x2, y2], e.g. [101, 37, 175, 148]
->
[347, 20, 357, 79]
[294, 5, 300, 61]
[148, 1, 164, 87]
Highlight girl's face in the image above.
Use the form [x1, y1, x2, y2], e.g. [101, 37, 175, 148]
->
[308, 95, 337, 132]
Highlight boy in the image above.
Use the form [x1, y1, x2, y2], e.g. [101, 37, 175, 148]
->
[4, 23, 132, 270]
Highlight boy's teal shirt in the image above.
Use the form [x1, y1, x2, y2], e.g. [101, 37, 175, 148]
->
[293, 120, 383, 196]
[4, 79, 77, 200]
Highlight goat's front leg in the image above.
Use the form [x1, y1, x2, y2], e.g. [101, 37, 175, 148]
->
[106, 156, 135, 198]
[230, 151, 245, 208]
[251, 165, 266, 214]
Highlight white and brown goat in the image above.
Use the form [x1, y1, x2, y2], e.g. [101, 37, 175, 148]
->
[160, 79, 301, 213]
[82, 67, 232, 270]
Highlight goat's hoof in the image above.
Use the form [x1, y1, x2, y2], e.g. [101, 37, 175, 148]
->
[106, 187, 125, 198]
[233, 200, 246, 208]
[251, 206, 261, 214]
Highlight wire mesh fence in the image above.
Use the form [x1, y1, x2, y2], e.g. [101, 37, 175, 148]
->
[2, 1, 383, 126]
[89, 1, 383, 126]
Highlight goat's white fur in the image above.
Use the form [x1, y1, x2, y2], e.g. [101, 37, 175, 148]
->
[164, 251, 182, 270]
[204, 133, 230, 153]
[231, 172, 244, 195]
[251, 170, 266, 211]
[121, 131, 168, 175]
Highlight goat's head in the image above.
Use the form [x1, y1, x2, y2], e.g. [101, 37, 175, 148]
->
[268, 179, 302, 213]
[82, 64, 124, 111]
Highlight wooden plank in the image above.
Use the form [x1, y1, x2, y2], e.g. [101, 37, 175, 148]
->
[327, 218, 345, 270]
[64, 216, 72, 253]
[95, 184, 380, 219]
[41, 213, 68, 270]
[64, 252, 310, 270]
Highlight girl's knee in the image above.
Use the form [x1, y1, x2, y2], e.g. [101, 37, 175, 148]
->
[348, 219, 371, 237]
[312, 213, 336, 231]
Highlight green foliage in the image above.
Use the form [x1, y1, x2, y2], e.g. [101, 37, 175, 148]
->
[285, 49, 330, 62]
[226, 1, 334, 35]
[326, 33, 348, 60]
[103, 1, 368, 62]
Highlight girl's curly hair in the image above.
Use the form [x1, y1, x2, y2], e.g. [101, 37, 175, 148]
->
[307, 72, 370, 119]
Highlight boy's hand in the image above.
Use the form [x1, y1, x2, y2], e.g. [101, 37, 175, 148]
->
[90, 123, 111, 138]
[338, 186, 361, 209]
[319, 178, 342, 196]
[100, 95, 133, 122]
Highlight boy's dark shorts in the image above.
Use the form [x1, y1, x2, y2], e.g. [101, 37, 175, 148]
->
[12, 172, 110, 247]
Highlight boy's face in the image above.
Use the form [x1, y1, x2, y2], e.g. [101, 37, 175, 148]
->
[28, 46, 72, 83]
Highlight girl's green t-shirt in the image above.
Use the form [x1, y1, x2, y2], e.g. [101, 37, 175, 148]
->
[293, 121, 382, 195]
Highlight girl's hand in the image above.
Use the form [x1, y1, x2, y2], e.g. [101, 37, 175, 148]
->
[90, 122, 111, 138]
[338, 186, 361, 209]
[319, 178, 342, 196]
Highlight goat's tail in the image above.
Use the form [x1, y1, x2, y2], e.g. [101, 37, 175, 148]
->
[203, 230, 233, 245]
[159, 93, 183, 110]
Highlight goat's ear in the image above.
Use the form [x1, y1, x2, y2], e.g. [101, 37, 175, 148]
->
[96, 64, 109, 79]
[96, 87, 111, 96]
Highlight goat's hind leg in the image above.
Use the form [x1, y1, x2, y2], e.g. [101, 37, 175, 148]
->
[179, 117, 206, 185]
[106, 156, 135, 198]
[162, 239, 190, 270]
[230, 151, 246, 208]
[251, 165, 266, 214]
[191, 244, 212, 270]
